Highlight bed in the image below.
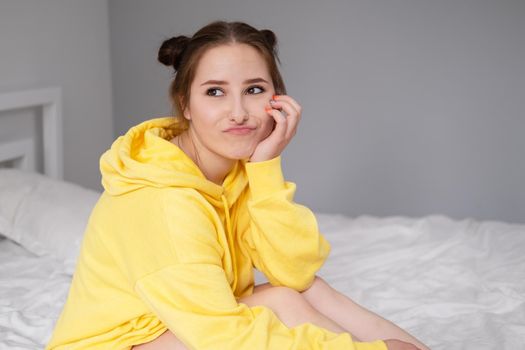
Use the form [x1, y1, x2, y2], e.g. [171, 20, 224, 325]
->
[1, 88, 524, 350]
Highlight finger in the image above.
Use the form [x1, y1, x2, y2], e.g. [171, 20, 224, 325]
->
[271, 97, 298, 118]
[265, 106, 287, 140]
[271, 96, 302, 134]
[273, 94, 302, 116]
[270, 100, 299, 140]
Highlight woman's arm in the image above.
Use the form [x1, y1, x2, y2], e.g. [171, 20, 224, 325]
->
[239, 156, 331, 291]
[131, 191, 384, 350]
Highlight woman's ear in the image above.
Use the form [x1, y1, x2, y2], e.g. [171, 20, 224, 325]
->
[183, 108, 191, 120]
[179, 96, 191, 120]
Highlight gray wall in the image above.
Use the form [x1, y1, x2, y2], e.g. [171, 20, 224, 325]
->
[109, 0, 525, 223]
[0, 0, 113, 191]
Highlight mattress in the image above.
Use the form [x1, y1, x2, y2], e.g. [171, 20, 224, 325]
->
[2, 214, 525, 350]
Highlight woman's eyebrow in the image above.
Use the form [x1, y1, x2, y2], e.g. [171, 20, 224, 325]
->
[200, 78, 269, 86]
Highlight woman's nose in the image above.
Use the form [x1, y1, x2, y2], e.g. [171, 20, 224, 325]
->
[229, 97, 249, 123]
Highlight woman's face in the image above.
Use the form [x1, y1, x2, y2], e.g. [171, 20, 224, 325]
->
[183, 43, 276, 161]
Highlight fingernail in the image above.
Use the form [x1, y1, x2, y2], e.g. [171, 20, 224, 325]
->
[265, 106, 272, 112]
[272, 95, 279, 100]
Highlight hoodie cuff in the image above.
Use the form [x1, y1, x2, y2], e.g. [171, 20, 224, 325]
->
[245, 156, 286, 199]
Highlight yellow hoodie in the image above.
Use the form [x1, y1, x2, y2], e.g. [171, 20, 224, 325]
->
[46, 117, 386, 350]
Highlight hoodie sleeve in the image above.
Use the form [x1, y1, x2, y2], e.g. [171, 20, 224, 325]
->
[134, 191, 386, 350]
[242, 156, 331, 291]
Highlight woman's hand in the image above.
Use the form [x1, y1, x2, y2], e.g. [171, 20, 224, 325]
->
[249, 94, 302, 163]
[384, 339, 422, 350]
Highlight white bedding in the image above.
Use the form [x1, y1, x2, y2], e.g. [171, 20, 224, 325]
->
[1, 214, 525, 349]
[0, 237, 71, 349]
[314, 214, 525, 349]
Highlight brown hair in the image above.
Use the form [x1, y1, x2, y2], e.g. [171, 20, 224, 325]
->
[158, 21, 287, 125]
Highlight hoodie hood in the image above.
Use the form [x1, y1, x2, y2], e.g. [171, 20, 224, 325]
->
[100, 117, 248, 208]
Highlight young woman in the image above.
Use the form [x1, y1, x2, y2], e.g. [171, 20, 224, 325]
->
[47, 21, 429, 350]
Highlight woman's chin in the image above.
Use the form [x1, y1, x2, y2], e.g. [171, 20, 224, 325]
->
[225, 148, 255, 161]
[228, 153, 252, 161]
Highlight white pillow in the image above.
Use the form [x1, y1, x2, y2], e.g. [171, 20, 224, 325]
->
[0, 169, 100, 273]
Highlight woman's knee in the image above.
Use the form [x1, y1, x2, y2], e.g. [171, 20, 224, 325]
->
[301, 276, 338, 305]
[303, 276, 330, 294]
[240, 285, 317, 328]
[269, 286, 311, 312]
[242, 285, 304, 307]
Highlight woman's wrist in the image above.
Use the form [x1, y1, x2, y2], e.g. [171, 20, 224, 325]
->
[245, 156, 286, 198]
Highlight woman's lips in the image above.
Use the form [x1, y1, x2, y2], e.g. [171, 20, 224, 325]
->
[224, 127, 255, 135]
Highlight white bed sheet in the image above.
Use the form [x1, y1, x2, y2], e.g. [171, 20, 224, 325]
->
[314, 214, 525, 350]
[1, 214, 525, 350]
[0, 236, 70, 349]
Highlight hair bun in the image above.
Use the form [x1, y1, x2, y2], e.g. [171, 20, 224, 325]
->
[260, 29, 277, 49]
[158, 36, 190, 70]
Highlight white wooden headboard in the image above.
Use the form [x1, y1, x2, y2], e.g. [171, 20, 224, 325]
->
[0, 87, 63, 179]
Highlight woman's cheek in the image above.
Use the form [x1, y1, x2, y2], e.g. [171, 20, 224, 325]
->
[260, 117, 275, 140]
[250, 100, 274, 139]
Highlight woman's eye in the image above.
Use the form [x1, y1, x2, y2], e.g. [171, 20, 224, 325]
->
[247, 86, 265, 94]
[206, 88, 224, 97]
